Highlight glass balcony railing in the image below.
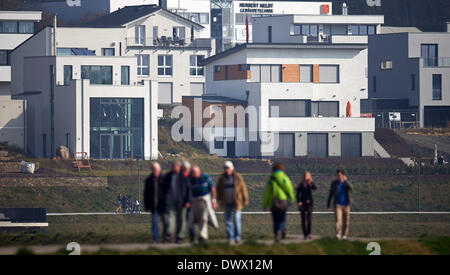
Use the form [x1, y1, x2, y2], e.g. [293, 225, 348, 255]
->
[423, 57, 450, 68]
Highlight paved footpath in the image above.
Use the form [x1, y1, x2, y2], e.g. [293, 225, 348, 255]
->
[0, 235, 409, 255]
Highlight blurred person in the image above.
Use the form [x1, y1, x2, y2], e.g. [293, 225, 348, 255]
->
[115, 193, 123, 213]
[172, 161, 192, 243]
[161, 160, 182, 242]
[296, 171, 317, 240]
[144, 162, 164, 242]
[263, 163, 295, 242]
[327, 170, 352, 240]
[216, 161, 249, 245]
[188, 165, 219, 243]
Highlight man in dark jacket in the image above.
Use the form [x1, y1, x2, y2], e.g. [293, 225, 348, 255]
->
[144, 162, 163, 242]
[327, 170, 352, 240]
[161, 160, 181, 242]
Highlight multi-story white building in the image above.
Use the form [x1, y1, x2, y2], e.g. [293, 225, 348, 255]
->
[368, 24, 450, 128]
[193, 6, 384, 158]
[0, 10, 42, 149]
[84, 4, 214, 104]
[11, 27, 159, 159]
[38, 1, 332, 52]
[38, 0, 212, 38]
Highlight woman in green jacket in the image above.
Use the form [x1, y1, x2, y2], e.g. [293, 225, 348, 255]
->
[263, 163, 295, 242]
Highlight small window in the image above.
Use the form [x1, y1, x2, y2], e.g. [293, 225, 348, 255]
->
[121, 66, 130, 85]
[63, 65, 72, 85]
[239, 64, 249, 71]
[214, 65, 221, 72]
[101, 48, 115, 56]
[432, 74, 442, 100]
[18, 21, 34, 34]
[190, 55, 204, 76]
[300, 65, 312, 83]
[136, 54, 150, 76]
[411, 74, 415, 91]
[381, 61, 393, 70]
[214, 138, 224, 149]
[268, 26, 272, 43]
[0, 50, 10, 65]
[373, 76, 377, 92]
[158, 55, 173, 76]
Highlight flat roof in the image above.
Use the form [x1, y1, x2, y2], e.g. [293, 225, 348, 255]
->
[184, 95, 246, 105]
[0, 10, 42, 21]
[201, 43, 367, 65]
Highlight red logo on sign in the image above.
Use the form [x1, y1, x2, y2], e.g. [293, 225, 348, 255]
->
[321, 5, 330, 14]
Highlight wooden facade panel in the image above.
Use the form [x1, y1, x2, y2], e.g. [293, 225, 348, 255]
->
[282, 64, 300, 82]
[313, 64, 320, 83]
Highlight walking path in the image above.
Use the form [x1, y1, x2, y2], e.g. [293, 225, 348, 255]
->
[0, 235, 417, 255]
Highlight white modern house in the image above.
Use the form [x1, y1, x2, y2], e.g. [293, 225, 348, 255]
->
[193, 5, 384, 158]
[211, 0, 332, 51]
[0, 10, 42, 149]
[85, 4, 214, 104]
[11, 27, 159, 160]
[368, 24, 450, 128]
[38, 0, 211, 38]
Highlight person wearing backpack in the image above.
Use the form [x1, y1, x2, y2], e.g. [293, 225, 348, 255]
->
[263, 163, 295, 242]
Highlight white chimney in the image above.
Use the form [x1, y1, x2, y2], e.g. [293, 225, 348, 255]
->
[342, 3, 348, 16]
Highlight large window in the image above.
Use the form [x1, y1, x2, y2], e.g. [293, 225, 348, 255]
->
[136, 54, 149, 76]
[158, 55, 173, 76]
[432, 74, 442, 100]
[63, 65, 72, 85]
[350, 24, 376, 35]
[0, 50, 10, 65]
[81, 66, 112, 85]
[135, 25, 146, 45]
[319, 65, 339, 83]
[331, 24, 347, 35]
[311, 101, 339, 117]
[18, 21, 34, 33]
[0, 21, 33, 33]
[269, 100, 310, 117]
[190, 13, 209, 24]
[90, 98, 144, 159]
[190, 55, 204, 76]
[235, 13, 249, 25]
[421, 44, 438, 67]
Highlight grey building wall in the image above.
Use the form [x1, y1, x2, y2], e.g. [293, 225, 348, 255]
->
[328, 132, 341, 157]
[362, 132, 374, 157]
[294, 132, 307, 157]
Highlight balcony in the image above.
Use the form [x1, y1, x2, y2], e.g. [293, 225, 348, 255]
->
[423, 57, 450, 68]
[126, 37, 212, 49]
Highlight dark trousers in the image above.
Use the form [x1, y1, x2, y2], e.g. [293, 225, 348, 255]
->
[271, 209, 286, 237]
[300, 203, 313, 237]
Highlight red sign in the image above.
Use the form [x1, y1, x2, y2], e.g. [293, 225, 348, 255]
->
[321, 4, 330, 14]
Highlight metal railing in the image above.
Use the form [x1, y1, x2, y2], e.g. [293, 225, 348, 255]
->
[423, 57, 450, 68]
[126, 37, 212, 49]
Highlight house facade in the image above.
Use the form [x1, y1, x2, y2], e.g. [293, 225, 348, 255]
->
[0, 11, 42, 149]
[195, 9, 384, 158]
[11, 26, 159, 160]
[368, 26, 450, 128]
[85, 5, 214, 104]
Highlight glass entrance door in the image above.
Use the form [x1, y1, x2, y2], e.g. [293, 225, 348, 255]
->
[100, 134, 133, 159]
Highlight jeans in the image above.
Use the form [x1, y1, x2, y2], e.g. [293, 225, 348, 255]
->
[271, 209, 286, 238]
[186, 208, 195, 241]
[300, 203, 313, 237]
[151, 210, 159, 241]
[174, 203, 187, 240]
[225, 205, 242, 241]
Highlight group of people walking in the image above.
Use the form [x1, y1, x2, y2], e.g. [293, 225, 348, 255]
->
[144, 160, 352, 244]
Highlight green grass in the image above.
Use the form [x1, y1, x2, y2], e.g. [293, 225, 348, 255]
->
[1, 174, 448, 212]
[51, 236, 449, 255]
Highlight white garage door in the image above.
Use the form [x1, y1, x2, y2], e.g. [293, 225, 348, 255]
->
[190, 83, 204, 96]
[158, 82, 173, 105]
